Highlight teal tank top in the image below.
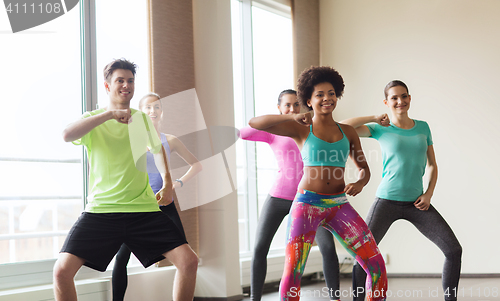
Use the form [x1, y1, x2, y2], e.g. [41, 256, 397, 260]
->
[301, 123, 350, 167]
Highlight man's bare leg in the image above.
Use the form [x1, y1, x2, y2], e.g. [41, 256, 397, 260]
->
[164, 244, 198, 301]
[53, 252, 85, 301]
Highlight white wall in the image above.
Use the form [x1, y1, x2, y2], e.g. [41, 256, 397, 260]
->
[320, 0, 500, 273]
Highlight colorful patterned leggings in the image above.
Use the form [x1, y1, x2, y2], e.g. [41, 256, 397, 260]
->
[280, 189, 387, 301]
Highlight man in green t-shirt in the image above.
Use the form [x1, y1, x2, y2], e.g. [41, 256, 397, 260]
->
[53, 58, 198, 301]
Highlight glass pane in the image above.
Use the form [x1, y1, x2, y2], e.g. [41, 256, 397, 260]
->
[0, 6, 82, 264]
[251, 6, 293, 250]
[252, 6, 293, 118]
[95, 0, 149, 110]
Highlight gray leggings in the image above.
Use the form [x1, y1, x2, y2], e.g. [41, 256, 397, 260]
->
[251, 195, 339, 301]
[352, 198, 462, 301]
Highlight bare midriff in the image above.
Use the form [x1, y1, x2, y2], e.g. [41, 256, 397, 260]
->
[298, 166, 346, 195]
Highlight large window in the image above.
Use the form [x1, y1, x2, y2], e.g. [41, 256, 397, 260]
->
[232, 0, 293, 255]
[0, 3, 82, 265]
[95, 0, 150, 110]
[0, 0, 150, 288]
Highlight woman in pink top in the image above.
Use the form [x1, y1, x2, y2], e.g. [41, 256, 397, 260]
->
[240, 89, 340, 301]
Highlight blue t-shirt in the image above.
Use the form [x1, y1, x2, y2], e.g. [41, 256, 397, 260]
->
[367, 120, 433, 202]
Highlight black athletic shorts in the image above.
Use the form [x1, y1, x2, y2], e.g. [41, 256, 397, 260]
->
[60, 211, 187, 272]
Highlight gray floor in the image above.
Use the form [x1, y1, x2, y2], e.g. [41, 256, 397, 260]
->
[244, 277, 500, 301]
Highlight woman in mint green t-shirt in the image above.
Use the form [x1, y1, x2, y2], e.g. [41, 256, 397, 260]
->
[342, 80, 462, 301]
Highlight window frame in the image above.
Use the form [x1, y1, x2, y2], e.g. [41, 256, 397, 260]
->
[0, 0, 93, 289]
[232, 0, 293, 258]
[0, 0, 149, 289]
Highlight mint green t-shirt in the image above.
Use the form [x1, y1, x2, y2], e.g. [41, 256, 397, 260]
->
[367, 120, 433, 202]
[73, 108, 163, 213]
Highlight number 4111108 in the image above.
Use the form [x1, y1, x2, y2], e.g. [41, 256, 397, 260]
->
[6, 2, 62, 14]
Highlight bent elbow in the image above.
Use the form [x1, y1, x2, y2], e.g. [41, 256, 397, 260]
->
[248, 118, 260, 129]
[430, 164, 438, 176]
[62, 129, 73, 143]
[361, 166, 371, 183]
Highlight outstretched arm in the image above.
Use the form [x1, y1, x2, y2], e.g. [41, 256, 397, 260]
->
[414, 145, 437, 211]
[340, 114, 389, 137]
[62, 109, 132, 142]
[248, 112, 311, 139]
[239, 126, 272, 143]
[342, 125, 371, 196]
[168, 135, 203, 189]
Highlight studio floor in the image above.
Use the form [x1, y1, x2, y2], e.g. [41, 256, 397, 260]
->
[243, 276, 500, 301]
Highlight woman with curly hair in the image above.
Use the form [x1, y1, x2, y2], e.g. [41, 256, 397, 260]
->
[240, 89, 340, 301]
[249, 66, 387, 301]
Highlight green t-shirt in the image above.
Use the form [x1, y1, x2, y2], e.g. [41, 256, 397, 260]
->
[367, 120, 433, 202]
[73, 108, 162, 213]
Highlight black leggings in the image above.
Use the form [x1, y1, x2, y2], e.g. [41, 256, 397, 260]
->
[111, 202, 186, 301]
[352, 198, 462, 301]
[251, 195, 339, 301]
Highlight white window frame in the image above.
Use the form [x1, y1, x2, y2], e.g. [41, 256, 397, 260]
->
[232, 0, 292, 259]
[0, 0, 116, 290]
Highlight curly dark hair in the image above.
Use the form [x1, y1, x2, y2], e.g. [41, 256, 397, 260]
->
[296, 66, 345, 111]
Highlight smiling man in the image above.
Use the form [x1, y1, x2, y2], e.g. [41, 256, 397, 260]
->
[54, 58, 198, 301]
